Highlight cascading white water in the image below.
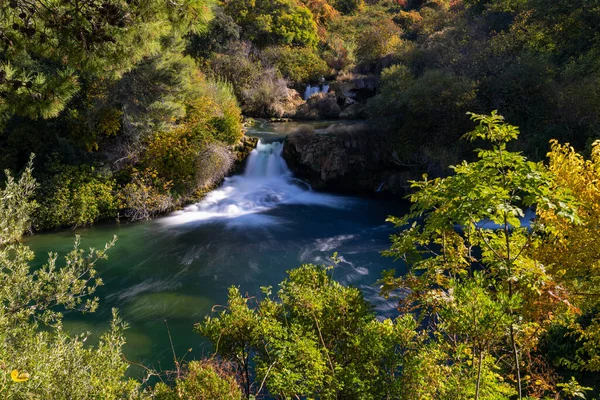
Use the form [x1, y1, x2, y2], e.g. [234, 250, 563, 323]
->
[244, 141, 292, 179]
[303, 84, 330, 100]
[163, 140, 344, 226]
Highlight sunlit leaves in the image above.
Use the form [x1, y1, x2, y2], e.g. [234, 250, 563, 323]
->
[0, 162, 137, 399]
[537, 140, 600, 373]
[382, 112, 580, 398]
[198, 264, 413, 399]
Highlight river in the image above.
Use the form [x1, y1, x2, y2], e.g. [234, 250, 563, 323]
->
[25, 120, 408, 377]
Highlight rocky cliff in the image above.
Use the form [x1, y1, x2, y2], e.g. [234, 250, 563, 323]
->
[282, 124, 414, 194]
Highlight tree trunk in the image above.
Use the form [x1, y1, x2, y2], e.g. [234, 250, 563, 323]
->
[475, 349, 483, 400]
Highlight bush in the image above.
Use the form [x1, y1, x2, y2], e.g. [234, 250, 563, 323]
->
[119, 168, 174, 221]
[1, 162, 139, 399]
[334, 0, 365, 14]
[194, 143, 235, 192]
[207, 43, 265, 103]
[186, 6, 242, 59]
[223, 0, 319, 47]
[262, 45, 331, 84]
[153, 360, 243, 400]
[142, 127, 202, 195]
[0, 155, 37, 245]
[140, 76, 242, 196]
[197, 264, 410, 399]
[196, 79, 244, 146]
[295, 92, 342, 119]
[38, 162, 119, 229]
[242, 69, 291, 117]
[322, 35, 356, 71]
[355, 18, 402, 67]
[367, 65, 476, 167]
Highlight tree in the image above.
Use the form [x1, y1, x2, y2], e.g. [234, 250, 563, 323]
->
[197, 263, 414, 399]
[0, 0, 214, 124]
[355, 18, 402, 67]
[333, 0, 364, 15]
[536, 140, 600, 374]
[367, 65, 476, 169]
[186, 6, 242, 60]
[222, 0, 319, 47]
[0, 159, 138, 398]
[380, 112, 579, 398]
[261, 45, 331, 84]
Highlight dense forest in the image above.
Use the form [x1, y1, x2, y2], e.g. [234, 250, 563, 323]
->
[2, 0, 600, 398]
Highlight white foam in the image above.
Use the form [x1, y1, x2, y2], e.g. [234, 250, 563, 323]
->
[161, 141, 346, 226]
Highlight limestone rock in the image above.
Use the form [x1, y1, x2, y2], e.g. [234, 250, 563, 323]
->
[294, 92, 341, 120]
[339, 103, 367, 119]
[282, 124, 410, 194]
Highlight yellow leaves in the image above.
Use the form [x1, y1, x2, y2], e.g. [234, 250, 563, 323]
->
[10, 369, 30, 382]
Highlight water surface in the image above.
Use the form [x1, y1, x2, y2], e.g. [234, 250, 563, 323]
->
[25, 121, 407, 375]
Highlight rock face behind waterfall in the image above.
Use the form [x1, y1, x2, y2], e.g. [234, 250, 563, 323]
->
[282, 125, 413, 194]
[295, 92, 341, 120]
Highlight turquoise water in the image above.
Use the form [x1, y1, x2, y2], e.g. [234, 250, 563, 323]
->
[24, 121, 407, 377]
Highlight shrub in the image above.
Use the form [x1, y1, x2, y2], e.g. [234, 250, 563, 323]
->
[186, 6, 242, 59]
[322, 35, 356, 71]
[194, 142, 235, 192]
[242, 69, 291, 117]
[140, 76, 242, 196]
[197, 79, 244, 145]
[334, 0, 365, 14]
[355, 18, 402, 67]
[223, 0, 319, 47]
[198, 264, 411, 399]
[142, 127, 201, 195]
[0, 155, 37, 245]
[295, 92, 341, 119]
[38, 162, 119, 229]
[367, 65, 476, 167]
[119, 168, 174, 221]
[207, 43, 264, 103]
[262, 45, 331, 84]
[153, 360, 243, 400]
[300, 0, 340, 26]
[1, 161, 139, 399]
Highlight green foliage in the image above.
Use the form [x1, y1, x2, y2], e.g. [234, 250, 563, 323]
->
[381, 112, 579, 398]
[153, 360, 243, 400]
[197, 263, 413, 399]
[143, 127, 200, 195]
[355, 18, 402, 66]
[119, 168, 174, 222]
[262, 45, 331, 84]
[206, 44, 265, 103]
[141, 77, 241, 195]
[187, 6, 242, 59]
[0, 155, 37, 245]
[222, 0, 319, 47]
[0, 160, 139, 399]
[0, 0, 214, 124]
[370, 66, 476, 122]
[368, 65, 476, 167]
[38, 163, 118, 229]
[557, 377, 593, 399]
[0, 1, 245, 225]
[333, 0, 365, 14]
[241, 69, 291, 118]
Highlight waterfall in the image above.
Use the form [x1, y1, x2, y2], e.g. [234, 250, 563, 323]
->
[163, 140, 344, 226]
[244, 141, 291, 179]
[303, 83, 330, 100]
